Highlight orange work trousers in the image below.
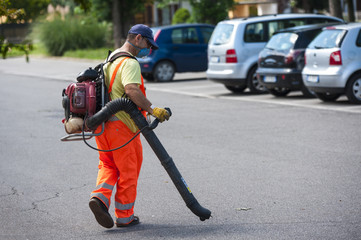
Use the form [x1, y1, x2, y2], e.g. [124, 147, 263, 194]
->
[90, 119, 143, 225]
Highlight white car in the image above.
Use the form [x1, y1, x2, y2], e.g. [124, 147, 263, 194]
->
[302, 23, 361, 104]
[206, 14, 344, 93]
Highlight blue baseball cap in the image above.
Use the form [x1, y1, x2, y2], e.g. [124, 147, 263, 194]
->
[128, 24, 159, 50]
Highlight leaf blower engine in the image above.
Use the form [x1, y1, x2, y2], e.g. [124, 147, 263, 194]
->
[61, 65, 105, 137]
[60, 62, 212, 221]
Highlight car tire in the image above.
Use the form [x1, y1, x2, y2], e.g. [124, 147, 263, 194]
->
[225, 84, 247, 93]
[153, 61, 175, 82]
[315, 92, 341, 102]
[247, 66, 267, 94]
[142, 73, 154, 81]
[268, 88, 291, 97]
[300, 84, 316, 98]
[346, 73, 361, 104]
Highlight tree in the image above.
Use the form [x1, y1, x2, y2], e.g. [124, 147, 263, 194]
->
[172, 8, 190, 24]
[346, 0, 355, 22]
[189, 0, 235, 25]
[74, 0, 147, 48]
[295, 0, 329, 13]
[8, 0, 50, 23]
[328, 0, 343, 19]
[0, 0, 32, 61]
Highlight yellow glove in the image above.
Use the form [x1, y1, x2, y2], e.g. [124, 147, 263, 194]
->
[152, 107, 170, 122]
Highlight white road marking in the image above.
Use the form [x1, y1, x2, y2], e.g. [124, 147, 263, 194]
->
[147, 85, 361, 114]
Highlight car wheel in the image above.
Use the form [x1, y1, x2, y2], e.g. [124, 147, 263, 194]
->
[300, 83, 316, 98]
[153, 61, 175, 82]
[247, 66, 267, 93]
[268, 88, 291, 97]
[346, 73, 361, 104]
[315, 92, 341, 102]
[142, 73, 154, 81]
[225, 84, 247, 93]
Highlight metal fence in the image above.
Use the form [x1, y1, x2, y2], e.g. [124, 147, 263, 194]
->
[0, 23, 30, 44]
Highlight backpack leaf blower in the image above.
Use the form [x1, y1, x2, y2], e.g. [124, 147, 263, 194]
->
[60, 52, 211, 221]
[84, 98, 212, 221]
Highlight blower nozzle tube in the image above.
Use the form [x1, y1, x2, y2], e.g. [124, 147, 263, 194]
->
[86, 98, 137, 130]
[86, 99, 212, 221]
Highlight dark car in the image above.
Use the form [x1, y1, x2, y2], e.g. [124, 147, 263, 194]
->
[256, 23, 341, 97]
[138, 23, 215, 82]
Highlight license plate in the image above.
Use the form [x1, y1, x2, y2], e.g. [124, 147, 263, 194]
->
[264, 76, 276, 83]
[307, 75, 319, 83]
[210, 56, 220, 63]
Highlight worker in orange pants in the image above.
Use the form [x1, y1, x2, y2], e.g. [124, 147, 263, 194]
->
[88, 24, 170, 228]
[90, 120, 143, 227]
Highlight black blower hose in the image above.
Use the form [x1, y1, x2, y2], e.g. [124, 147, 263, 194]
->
[86, 98, 211, 221]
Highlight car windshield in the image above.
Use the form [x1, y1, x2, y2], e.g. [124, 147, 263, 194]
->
[308, 29, 346, 49]
[209, 23, 234, 45]
[265, 32, 298, 51]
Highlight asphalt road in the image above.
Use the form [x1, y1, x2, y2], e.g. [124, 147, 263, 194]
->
[0, 57, 360, 240]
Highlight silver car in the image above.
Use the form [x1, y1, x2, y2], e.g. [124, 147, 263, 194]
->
[207, 14, 344, 94]
[302, 23, 361, 104]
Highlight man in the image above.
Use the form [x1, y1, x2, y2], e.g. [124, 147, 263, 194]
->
[88, 24, 170, 228]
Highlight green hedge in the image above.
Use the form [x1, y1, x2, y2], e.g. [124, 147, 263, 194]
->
[172, 8, 191, 24]
[36, 16, 111, 56]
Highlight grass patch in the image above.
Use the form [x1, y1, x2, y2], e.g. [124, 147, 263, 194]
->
[5, 42, 48, 58]
[63, 47, 112, 60]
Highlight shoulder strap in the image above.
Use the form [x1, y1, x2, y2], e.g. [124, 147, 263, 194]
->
[108, 51, 137, 63]
[108, 57, 130, 94]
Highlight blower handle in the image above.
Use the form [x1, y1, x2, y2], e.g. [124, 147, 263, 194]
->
[148, 107, 172, 130]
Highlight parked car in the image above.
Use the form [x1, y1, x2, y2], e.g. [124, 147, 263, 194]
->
[302, 23, 361, 104]
[257, 23, 341, 97]
[206, 14, 345, 93]
[138, 23, 215, 82]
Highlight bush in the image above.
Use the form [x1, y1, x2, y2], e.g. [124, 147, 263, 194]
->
[172, 8, 191, 24]
[35, 16, 111, 56]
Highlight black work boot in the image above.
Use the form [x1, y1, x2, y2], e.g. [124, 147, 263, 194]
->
[116, 216, 140, 227]
[89, 197, 114, 228]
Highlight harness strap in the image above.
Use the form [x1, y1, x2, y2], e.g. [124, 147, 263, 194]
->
[107, 56, 147, 117]
[108, 57, 130, 94]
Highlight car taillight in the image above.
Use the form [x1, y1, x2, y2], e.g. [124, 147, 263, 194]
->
[284, 50, 302, 65]
[330, 50, 342, 65]
[149, 30, 161, 55]
[226, 49, 237, 63]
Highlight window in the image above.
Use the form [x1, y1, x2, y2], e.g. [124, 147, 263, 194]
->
[244, 22, 265, 42]
[267, 20, 305, 38]
[294, 29, 322, 49]
[209, 23, 234, 45]
[199, 27, 214, 44]
[356, 30, 361, 47]
[308, 29, 346, 49]
[266, 33, 298, 51]
[171, 27, 199, 44]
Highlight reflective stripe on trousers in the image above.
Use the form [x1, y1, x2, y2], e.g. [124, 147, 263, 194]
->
[90, 120, 143, 221]
[116, 214, 134, 225]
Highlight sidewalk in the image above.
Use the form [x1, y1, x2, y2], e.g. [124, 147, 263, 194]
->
[0, 56, 206, 81]
[0, 56, 100, 82]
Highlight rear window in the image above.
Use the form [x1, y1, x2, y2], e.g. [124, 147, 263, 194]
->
[265, 32, 298, 51]
[199, 27, 214, 44]
[171, 27, 199, 44]
[209, 23, 234, 45]
[308, 29, 346, 49]
[245, 22, 265, 42]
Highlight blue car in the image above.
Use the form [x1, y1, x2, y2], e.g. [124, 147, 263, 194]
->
[138, 23, 215, 82]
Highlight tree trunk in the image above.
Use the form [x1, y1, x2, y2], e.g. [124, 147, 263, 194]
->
[302, 0, 311, 13]
[112, 0, 122, 48]
[329, 0, 344, 19]
[346, 0, 355, 22]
